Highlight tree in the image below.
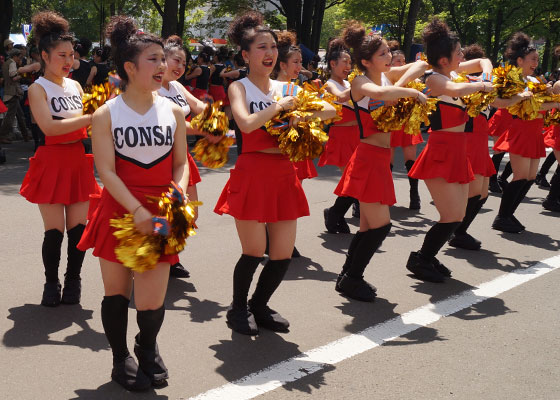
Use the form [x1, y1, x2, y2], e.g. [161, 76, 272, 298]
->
[1, 0, 14, 54]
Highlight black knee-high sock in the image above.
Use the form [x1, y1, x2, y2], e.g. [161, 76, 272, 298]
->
[136, 306, 165, 351]
[492, 153, 505, 175]
[347, 224, 391, 279]
[498, 179, 527, 217]
[546, 171, 560, 202]
[101, 295, 130, 362]
[42, 229, 64, 284]
[419, 222, 460, 260]
[340, 231, 364, 275]
[405, 160, 419, 196]
[511, 179, 534, 216]
[500, 161, 512, 180]
[232, 254, 264, 309]
[538, 152, 556, 177]
[66, 224, 86, 281]
[330, 196, 354, 216]
[250, 259, 291, 308]
[455, 195, 481, 235]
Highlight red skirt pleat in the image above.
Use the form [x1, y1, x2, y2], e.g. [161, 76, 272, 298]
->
[187, 152, 201, 186]
[409, 131, 474, 184]
[214, 152, 309, 222]
[390, 129, 424, 148]
[78, 186, 179, 265]
[208, 85, 227, 103]
[318, 125, 360, 168]
[20, 141, 101, 205]
[493, 118, 545, 159]
[334, 143, 396, 205]
[467, 129, 496, 177]
[294, 159, 318, 180]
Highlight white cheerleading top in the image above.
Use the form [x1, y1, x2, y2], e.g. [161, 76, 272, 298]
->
[106, 95, 177, 169]
[356, 73, 391, 111]
[327, 78, 352, 107]
[239, 77, 283, 115]
[157, 81, 191, 117]
[35, 77, 83, 119]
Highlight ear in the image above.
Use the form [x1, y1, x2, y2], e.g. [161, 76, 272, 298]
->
[329, 59, 336, 70]
[124, 60, 136, 78]
[361, 58, 371, 69]
[516, 56, 524, 67]
[438, 56, 450, 68]
[41, 50, 49, 64]
[279, 61, 288, 71]
[241, 49, 249, 64]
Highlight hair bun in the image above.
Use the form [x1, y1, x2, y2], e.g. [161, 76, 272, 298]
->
[342, 20, 366, 51]
[228, 11, 264, 47]
[165, 35, 183, 47]
[422, 18, 450, 44]
[106, 15, 137, 49]
[328, 38, 347, 53]
[509, 32, 531, 52]
[277, 31, 296, 49]
[31, 11, 69, 43]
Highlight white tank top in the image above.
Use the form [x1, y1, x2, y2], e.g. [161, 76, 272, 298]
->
[106, 95, 177, 168]
[34, 76, 83, 119]
[356, 73, 391, 110]
[239, 77, 283, 115]
[327, 78, 352, 107]
[428, 70, 466, 108]
[157, 81, 190, 117]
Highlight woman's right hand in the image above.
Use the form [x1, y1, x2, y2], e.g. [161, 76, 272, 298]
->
[277, 96, 297, 112]
[133, 207, 153, 235]
[416, 92, 428, 105]
[479, 82, 494, 92]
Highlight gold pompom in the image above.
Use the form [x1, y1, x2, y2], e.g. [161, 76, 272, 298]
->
[493, 63, 526, 99]
[507, 79, 560, 120]
[348, 66, 362, 83]
[82, 81, 121, 115]
[192, 136, 235, 168]
[190, 101, 229, 137]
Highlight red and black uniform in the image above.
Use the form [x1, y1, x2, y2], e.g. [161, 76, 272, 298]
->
[318, 78, 360, 168]
[191, 65, 211, 101]
[408, 71, 473, 184]
[20, 76, 101, 204]
[464, 108, 496, 177]
[209, 63, 228, 104]
[78, 95, 180, 265]
[215, 77, 309, 222]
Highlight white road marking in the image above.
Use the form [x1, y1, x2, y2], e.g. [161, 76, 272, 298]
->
[189, 255, 560, 400]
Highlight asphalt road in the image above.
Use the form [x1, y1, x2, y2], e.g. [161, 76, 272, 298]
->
[1, 138, 559, 400]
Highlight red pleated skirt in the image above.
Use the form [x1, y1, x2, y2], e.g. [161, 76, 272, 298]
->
[214, 152, 309, 222]
[390, 129, 424, 148]
[334, 143, 395, 205]
[187, 152, 201, 186]
[78, 186, 179, 264]
[488, 108, 512, 137]
[294, 159, 318, 180]
[543, 126, 560, 151]
[20, 141, 101, 205]
[318, 125, 360, 168]
[0, 99, 7, 113]
[209, 84, 227, 103]
[192, 88, 210, 101]
[493, 118, 546, 159]
[467, 129, 496, 177]
[409, 131, 474, 184]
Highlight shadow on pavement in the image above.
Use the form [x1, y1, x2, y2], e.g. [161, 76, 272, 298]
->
[3, 303, 108, 352]
[443, 247, 540, 272]
[165, 278, 227, 323]
[318, 231, 352, 254]
[497, 230, 560, 251]
[71, 382, 168, 399]
[284, 255, 339, 283]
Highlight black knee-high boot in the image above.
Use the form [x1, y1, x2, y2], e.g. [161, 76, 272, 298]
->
[336, 231, 364, 291]
[102, 295, 151, 391]
[227, 254, 263, 335]
[449, 195, 482, 250]
[498, 161, 512, 190]
[490, 153, 506, 193]
[339, 223, 391, 302]
[135, 306, 168, 384]
[62, 224, 86, 304]
[248, 259, 291, 332]
[325, 196, 354, 233]
[543, 171, 560, 211]
[41, 229, 64, 307]
[492, 179, 527, 233]
[536, 152, 556, 188]
[509, 179, 534, 228]
[405, 160, 420, 210]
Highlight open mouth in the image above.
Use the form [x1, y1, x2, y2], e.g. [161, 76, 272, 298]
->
[173, 70, 182, 77]
[62, 66, 70, 73]
[153, 74, 163, 83]
[263, 60, 274, 67]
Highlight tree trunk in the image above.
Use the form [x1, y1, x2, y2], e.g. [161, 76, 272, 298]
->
[542, 36, 551, 73]
[300, 0, 315, 49]
[403, 0, 421, 61]
[484, 15, 493, 60]
[177, 0, 187, 38]
[161, 0, 178, 38]
[311, 0, 326, 52]
[1, 0, 13, 55]
[491, 5, 504, 64]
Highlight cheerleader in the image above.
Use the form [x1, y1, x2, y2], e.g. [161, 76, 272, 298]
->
[158, 35, 206, 278]
[77, 16, 188, 390]
[274, 31, 319, 182]
[333, 21, 428, 301]
[20, 11, 101, 306]
[320, 39, 359, 234]
[492, 32, 559, 233]
[209, 47, 229, 104]
[184, 50, 214, 101]
[86, 46, 111, 85]
[214, 11, 335, 335]
[406, 19, 493, 282]
[449, 44, 531, 250]
[542, 80, 560, 211]
[71, 38, 92, 88]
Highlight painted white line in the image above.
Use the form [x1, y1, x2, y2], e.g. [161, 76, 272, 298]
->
[189, 255, 560, 400]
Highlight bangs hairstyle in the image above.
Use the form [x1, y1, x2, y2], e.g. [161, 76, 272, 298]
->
[275, 31, 301, 73]
[462, 43, 485, 61]
[422, 18, 460, 67]
[228, 11, 277, 51]
[505, 32, 537, 66]
[326, 38, 350, 71]
[342, 20, 384, 71]
[106, 15, 163, 85]
[32, 11, 74, 62]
